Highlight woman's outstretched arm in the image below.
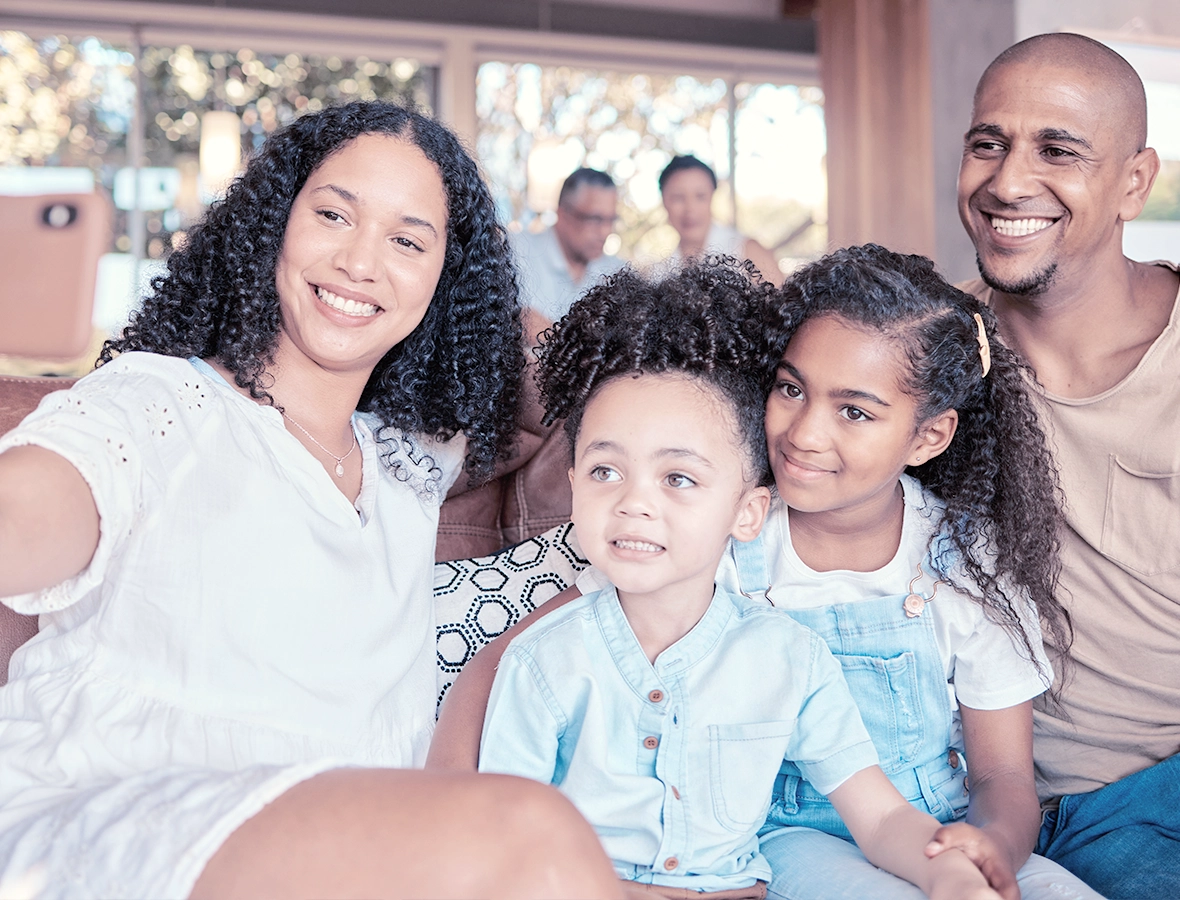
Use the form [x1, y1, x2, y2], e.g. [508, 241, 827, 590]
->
[427, 585, 582, 771]
[0, 445, 98, 599]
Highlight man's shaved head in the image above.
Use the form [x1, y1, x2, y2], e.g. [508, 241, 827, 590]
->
[977, 32, 1147, 155]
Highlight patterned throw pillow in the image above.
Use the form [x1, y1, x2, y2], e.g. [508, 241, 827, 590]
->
[433, 522, 588, 711]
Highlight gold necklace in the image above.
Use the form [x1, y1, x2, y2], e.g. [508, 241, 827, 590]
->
[281, 410, 357, 478]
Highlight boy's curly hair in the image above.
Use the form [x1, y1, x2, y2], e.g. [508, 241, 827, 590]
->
[755, 244, 1071, 679]
[535, 257, 775, 486]
[101, 101, 524, 482]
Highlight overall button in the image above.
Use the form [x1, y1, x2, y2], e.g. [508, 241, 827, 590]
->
[643, 736, 659, 750]
[648, 689, 664, 703]
[663, 857, 678, 871]
[947, 748, 960, 769]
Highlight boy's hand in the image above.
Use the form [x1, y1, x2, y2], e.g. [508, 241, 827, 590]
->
[926, 822, 1019, 900]
[926, 845, 1005, 900]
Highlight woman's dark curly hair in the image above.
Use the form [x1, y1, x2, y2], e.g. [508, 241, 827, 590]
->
[755, 244, 1071, 677]
[100, 101, 524, 482]
[535, 257, 774, 487]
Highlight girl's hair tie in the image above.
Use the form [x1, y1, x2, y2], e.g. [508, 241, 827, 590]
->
[973, 312, 992, 378]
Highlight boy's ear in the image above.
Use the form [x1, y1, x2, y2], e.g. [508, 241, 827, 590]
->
[909, 409, 958, 467]
[731, 485, 772, 543]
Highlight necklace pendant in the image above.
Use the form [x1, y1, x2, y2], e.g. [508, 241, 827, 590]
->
[903, 593, 926, 618]
[335, 462, 345, 477]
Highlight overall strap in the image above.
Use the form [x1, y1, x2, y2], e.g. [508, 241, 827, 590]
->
[731, 533, 771, 597]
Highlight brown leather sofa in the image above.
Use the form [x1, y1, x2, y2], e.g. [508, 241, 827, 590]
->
[0, 372, 572, 686]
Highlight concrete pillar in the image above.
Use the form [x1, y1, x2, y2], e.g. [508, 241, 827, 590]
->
[819, 0, 1017, 279]
[438, 34, 479, 148]
[928, 0, 1016, 282]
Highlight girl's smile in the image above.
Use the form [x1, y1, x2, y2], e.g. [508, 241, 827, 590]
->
[764, 315, 951, 533]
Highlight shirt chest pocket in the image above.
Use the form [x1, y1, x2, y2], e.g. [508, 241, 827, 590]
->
[1102, 457, 1180, 577]
[709, 720, 794, 834]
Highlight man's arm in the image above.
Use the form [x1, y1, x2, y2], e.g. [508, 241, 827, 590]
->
[829, 767, 1004, 900]
[924, 702, 1038, 897]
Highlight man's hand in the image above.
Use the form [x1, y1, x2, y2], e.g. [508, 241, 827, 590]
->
[926, 821, 1019, 900]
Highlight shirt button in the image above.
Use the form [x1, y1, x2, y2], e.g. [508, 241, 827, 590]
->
[947, 748, 960, 769]
[643, 736, 659, 750]
[663, 857, 678, 871]
[648, 689, 664, 703]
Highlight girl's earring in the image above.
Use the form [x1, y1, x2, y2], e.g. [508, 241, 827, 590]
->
[914, 455, 923, 465]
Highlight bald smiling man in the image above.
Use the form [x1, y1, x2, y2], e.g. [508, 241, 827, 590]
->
[958, 33, 1180, 899]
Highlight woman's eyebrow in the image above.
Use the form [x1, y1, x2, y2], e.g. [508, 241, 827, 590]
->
[311, 183, 439, 236]
[312, 183, 358, 203]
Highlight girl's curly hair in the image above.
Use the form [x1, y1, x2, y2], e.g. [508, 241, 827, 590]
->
[755, 243, 1071, 679]
[535, 257, 775, 487]
[100, 101, 524, 482]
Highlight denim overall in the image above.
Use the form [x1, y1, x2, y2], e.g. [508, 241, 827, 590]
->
[731, 534, 970, 841]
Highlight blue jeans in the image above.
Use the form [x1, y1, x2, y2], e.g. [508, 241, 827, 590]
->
[1037, 753, 1180, 900]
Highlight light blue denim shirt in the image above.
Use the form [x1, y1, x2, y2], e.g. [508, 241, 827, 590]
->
[479, 585, 878, 892]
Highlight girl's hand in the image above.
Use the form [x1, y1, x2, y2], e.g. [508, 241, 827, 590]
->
[926, 822, 1020, 900]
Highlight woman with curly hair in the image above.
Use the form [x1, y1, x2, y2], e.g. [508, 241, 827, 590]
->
[0, 102, 621, 899]
[723, 244, 1096, 900]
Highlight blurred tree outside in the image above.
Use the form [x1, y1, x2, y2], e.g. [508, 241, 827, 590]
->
[2, 31, 436, 263]
[1142, 159, 1180, 220]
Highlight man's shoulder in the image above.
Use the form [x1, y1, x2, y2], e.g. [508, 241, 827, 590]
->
[589, 252, 626, 278]
[509, 226, 551, 255]
[955, 276, 990, 303]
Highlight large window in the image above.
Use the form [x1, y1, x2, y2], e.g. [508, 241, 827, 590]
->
[476, 60, 826, 273]
[2, 8, 820, 374]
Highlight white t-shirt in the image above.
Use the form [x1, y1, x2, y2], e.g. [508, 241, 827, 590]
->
[716, 476, 1052, 728]
[0, 352, 464, 897]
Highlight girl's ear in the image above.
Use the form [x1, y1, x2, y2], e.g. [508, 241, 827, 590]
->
[909, 409, 958, 466]
[731, 485, 772, 543]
